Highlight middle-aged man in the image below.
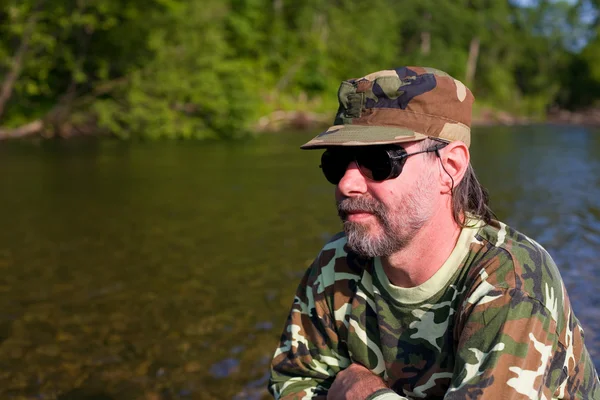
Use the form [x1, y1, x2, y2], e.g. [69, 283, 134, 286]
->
[268, 67, 600, 399]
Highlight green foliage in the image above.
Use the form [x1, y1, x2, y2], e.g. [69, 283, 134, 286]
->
[94, 1, 259, 140]
[0, 0, 599, 139]
[558, 33, 600, 109]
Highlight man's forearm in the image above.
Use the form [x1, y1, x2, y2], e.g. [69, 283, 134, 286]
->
[326, 363, 411, 400]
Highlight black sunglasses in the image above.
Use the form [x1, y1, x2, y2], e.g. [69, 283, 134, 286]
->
[319, 142, 448, 185]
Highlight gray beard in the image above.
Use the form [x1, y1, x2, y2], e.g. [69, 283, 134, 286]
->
[337, 193, 430, 258]
[344, 219, 405, 257]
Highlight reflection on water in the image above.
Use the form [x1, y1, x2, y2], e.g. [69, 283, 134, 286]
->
[0, 125, 599, 398]
[209, 358, 240, 379]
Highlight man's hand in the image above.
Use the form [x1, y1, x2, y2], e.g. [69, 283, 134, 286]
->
[327, 363, 389, 400]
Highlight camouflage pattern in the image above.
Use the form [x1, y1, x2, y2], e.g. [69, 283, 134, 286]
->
[269, 220, 600, 399]
[301, 67, 474, 150]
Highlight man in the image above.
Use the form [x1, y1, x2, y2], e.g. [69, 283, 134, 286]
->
[268, 66, 600, 399]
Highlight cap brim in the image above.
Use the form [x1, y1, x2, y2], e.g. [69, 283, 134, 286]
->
[300, 125, 428, 149]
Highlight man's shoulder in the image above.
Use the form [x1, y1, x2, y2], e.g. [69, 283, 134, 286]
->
[470, 220, 565, 315]
[321, 231, 347, 252]
[314, 231, 348, 271]
[317, 232, 371, 273]
[475, 220, 557, 269]
[304, 232, 368, 292]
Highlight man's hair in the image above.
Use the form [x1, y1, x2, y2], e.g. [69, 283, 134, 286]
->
[420, 139, 494, 227]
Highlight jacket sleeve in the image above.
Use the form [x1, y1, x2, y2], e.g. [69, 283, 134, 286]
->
[268, 258, 352, 399]
[444, 285, 566, 399]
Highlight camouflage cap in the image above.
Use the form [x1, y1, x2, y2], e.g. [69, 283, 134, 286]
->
[300, 66, 474, 149]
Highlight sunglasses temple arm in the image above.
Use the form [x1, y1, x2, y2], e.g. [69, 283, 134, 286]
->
[390, 144, 446, 160]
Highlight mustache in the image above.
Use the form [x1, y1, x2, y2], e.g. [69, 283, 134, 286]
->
[337, 197, 386, 220]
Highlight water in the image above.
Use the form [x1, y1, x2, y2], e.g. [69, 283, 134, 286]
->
[0, 125, 598, 399]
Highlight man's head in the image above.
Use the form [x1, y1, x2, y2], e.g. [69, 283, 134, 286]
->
[301, 67, 493, 257]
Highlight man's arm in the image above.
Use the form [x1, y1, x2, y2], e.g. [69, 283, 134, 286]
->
[326, 363, 407, 400]
[444, 284, 599, 399]
[269, 259, 352, 399]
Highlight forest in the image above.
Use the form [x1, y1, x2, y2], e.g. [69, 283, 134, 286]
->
[1, 0, 600, 140]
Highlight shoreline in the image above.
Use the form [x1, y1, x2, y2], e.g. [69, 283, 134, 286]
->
[2, 108, 600, 141]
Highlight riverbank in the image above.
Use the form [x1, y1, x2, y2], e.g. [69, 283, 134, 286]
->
[2, 106, 600, 141]
[547, 108, 600, 126]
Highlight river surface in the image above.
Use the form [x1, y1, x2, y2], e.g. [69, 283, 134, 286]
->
[0, 125, 599, 399]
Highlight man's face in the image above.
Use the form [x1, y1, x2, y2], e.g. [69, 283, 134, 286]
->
[335, 142, 439, 257]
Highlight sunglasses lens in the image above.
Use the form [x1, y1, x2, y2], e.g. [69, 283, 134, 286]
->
[320, 147, 405, 184]
[320, 150, 350, 184]
[356, 148, 394, 181]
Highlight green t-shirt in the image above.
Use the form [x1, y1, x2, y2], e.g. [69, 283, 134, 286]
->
[269, 220, 600, 399]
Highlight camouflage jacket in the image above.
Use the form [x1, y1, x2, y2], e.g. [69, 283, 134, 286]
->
[269, 220, 600, 399]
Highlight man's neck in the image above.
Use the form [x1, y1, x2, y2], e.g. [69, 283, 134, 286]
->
[381, 208, 462, 288]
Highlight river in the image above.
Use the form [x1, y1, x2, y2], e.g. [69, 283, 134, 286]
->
[0, 124, 599, 399]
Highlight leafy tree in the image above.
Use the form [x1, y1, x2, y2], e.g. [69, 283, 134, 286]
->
[94, 0, 260, 139]
[1, 0, 599, 140]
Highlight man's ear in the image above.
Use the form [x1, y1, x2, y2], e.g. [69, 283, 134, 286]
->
[438, 141, 470, 191]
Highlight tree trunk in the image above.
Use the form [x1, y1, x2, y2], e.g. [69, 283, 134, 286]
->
[466, 37, 480, 86]
[314, 12, 328, 44]
[420, 12, 431, 56]
[275, 56, 306, 92]
[0, 5, 43, 120]
[421, 32, 431, 55]
[0, 76, 128, 140]
[0, 120, 44, 140]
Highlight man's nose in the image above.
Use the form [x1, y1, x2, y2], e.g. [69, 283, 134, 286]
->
[337, 161, 368, 196]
